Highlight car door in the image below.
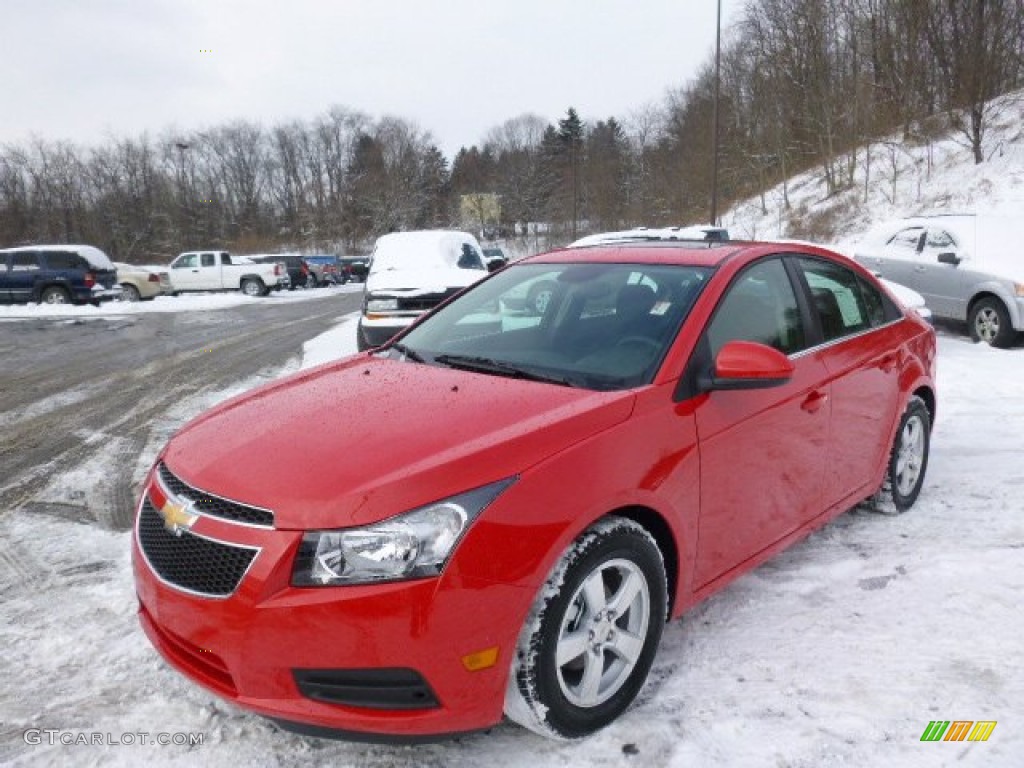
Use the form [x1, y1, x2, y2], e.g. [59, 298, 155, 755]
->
[170, 253, 202, 290]
[794, 257, 904, 508]
[690, 257, 830, 589]
[7, 252, 42, 302]
[915, 226, 967, 319]
[865, 225, 924, 289]
[0, 254, 10, 301]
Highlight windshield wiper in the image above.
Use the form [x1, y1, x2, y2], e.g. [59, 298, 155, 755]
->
[433, 354, 576, 387]
[388, 341, 426, 363]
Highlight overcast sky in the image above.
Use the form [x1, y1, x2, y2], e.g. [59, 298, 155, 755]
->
[1, 0, 743, 160]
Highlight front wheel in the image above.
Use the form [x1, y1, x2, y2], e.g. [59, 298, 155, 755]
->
[887, 396, 931, 511]
[526, 281, 557, 315]
[505, 517, 667, 740]
[969, 297, 1016, 348]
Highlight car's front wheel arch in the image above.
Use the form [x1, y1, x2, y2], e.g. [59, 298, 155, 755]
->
[610, 506, 679, 617]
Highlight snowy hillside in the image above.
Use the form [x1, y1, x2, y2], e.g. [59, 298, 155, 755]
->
[723, 89, 1024, 246]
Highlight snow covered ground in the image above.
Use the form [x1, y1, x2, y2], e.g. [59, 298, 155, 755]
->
[1, 312, 1021, 767]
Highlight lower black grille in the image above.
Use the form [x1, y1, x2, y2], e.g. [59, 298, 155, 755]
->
[293, 668, 440, 710]
[137, 499, 257, 597]
[158, 462, 274, 527]
[397, 288, 461, 312]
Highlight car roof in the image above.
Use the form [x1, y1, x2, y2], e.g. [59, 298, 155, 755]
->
[523, 240, 748, 268]
[0, 244, 115, 269]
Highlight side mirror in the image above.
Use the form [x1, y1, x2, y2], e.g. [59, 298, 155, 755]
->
[937, 252, 961, 266]
[699, 340, 795, 392]
[486, 258, 507, 272]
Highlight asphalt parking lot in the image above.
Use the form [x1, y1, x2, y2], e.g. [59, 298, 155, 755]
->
[0, 291, 362, 529]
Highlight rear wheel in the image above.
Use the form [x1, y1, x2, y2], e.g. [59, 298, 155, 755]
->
[969, 297, 1015, 348]
[505, 517, 667, 739]
[887, 396, 931, 511]
[120, 283, 141, 302]
[40, 286, 71, 305]
[241, 279, 266, 297]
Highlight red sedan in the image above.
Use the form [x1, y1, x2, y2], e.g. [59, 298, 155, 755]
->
[132, 239, 936, 740]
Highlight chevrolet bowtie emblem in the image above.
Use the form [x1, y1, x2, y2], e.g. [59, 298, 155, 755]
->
[159, 497, 198, 536]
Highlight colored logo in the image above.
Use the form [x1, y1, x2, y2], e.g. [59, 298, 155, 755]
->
[159, 497, 198, 537]
[920, 721, 996, 742]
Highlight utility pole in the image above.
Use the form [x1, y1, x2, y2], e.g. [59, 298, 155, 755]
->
[710, 0, 722, 226]
[175, 142, 191, 246]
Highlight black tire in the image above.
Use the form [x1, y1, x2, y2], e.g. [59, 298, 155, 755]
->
[39, 286, 71, 305]
[505, 516, 667, 740]
[241, 278, 266, 297]
[120, 283, 141, 302]
[969, 297, 1016, 348]
[526, 281, 557, 315]
[887, 396, 931, 512]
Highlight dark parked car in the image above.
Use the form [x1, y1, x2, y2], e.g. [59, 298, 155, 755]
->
[249, 254, 314, 289]
[303, 254, 341, 286]
[338, 256, 369, 283]
[0, 245, 121, 305]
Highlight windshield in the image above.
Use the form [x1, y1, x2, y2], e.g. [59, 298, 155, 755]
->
[389, 262, 711, 391]
[370, 233, 486, 274]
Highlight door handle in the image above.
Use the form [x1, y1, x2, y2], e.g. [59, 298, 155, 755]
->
[801, 390, 828, 413]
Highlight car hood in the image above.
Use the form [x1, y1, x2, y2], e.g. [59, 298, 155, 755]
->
[161, 356, 635, 530]
[366, 266, 486, 295]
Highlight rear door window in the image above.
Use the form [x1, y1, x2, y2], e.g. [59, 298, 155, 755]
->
[43, 252, 86, 270]
[10, 253, 41, 271]
[797, 258, 891, 341]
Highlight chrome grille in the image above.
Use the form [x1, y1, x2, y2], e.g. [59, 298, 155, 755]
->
[137, 499, 257, 597]
[158, 462, 274, 527]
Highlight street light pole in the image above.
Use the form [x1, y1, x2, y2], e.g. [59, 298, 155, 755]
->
[710, 0, 722, 226]
[174, 142, 191, 246]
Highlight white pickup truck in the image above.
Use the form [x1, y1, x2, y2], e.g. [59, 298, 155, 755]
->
[167, 250, 290, 296]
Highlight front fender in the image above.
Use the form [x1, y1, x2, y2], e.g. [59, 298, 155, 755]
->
[969, 281, 1022, 329]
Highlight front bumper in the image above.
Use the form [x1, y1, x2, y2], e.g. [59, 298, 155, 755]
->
[131, 479, 531, 739]
[357, 315, 418, 348]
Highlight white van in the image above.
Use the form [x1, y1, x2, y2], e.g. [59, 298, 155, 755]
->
[357, 230, 489, 350]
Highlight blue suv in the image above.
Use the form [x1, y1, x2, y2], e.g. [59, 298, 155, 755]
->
[0, 245, 121, 305]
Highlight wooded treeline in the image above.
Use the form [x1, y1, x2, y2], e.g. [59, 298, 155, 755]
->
[1, 0, 1021, 261]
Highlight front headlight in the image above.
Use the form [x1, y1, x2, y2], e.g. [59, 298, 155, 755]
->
[292, 478, 515, 586]
[366, 297, 399, 312]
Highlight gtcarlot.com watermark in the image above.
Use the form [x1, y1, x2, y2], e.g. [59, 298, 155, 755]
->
[23, 729, 204, 747]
